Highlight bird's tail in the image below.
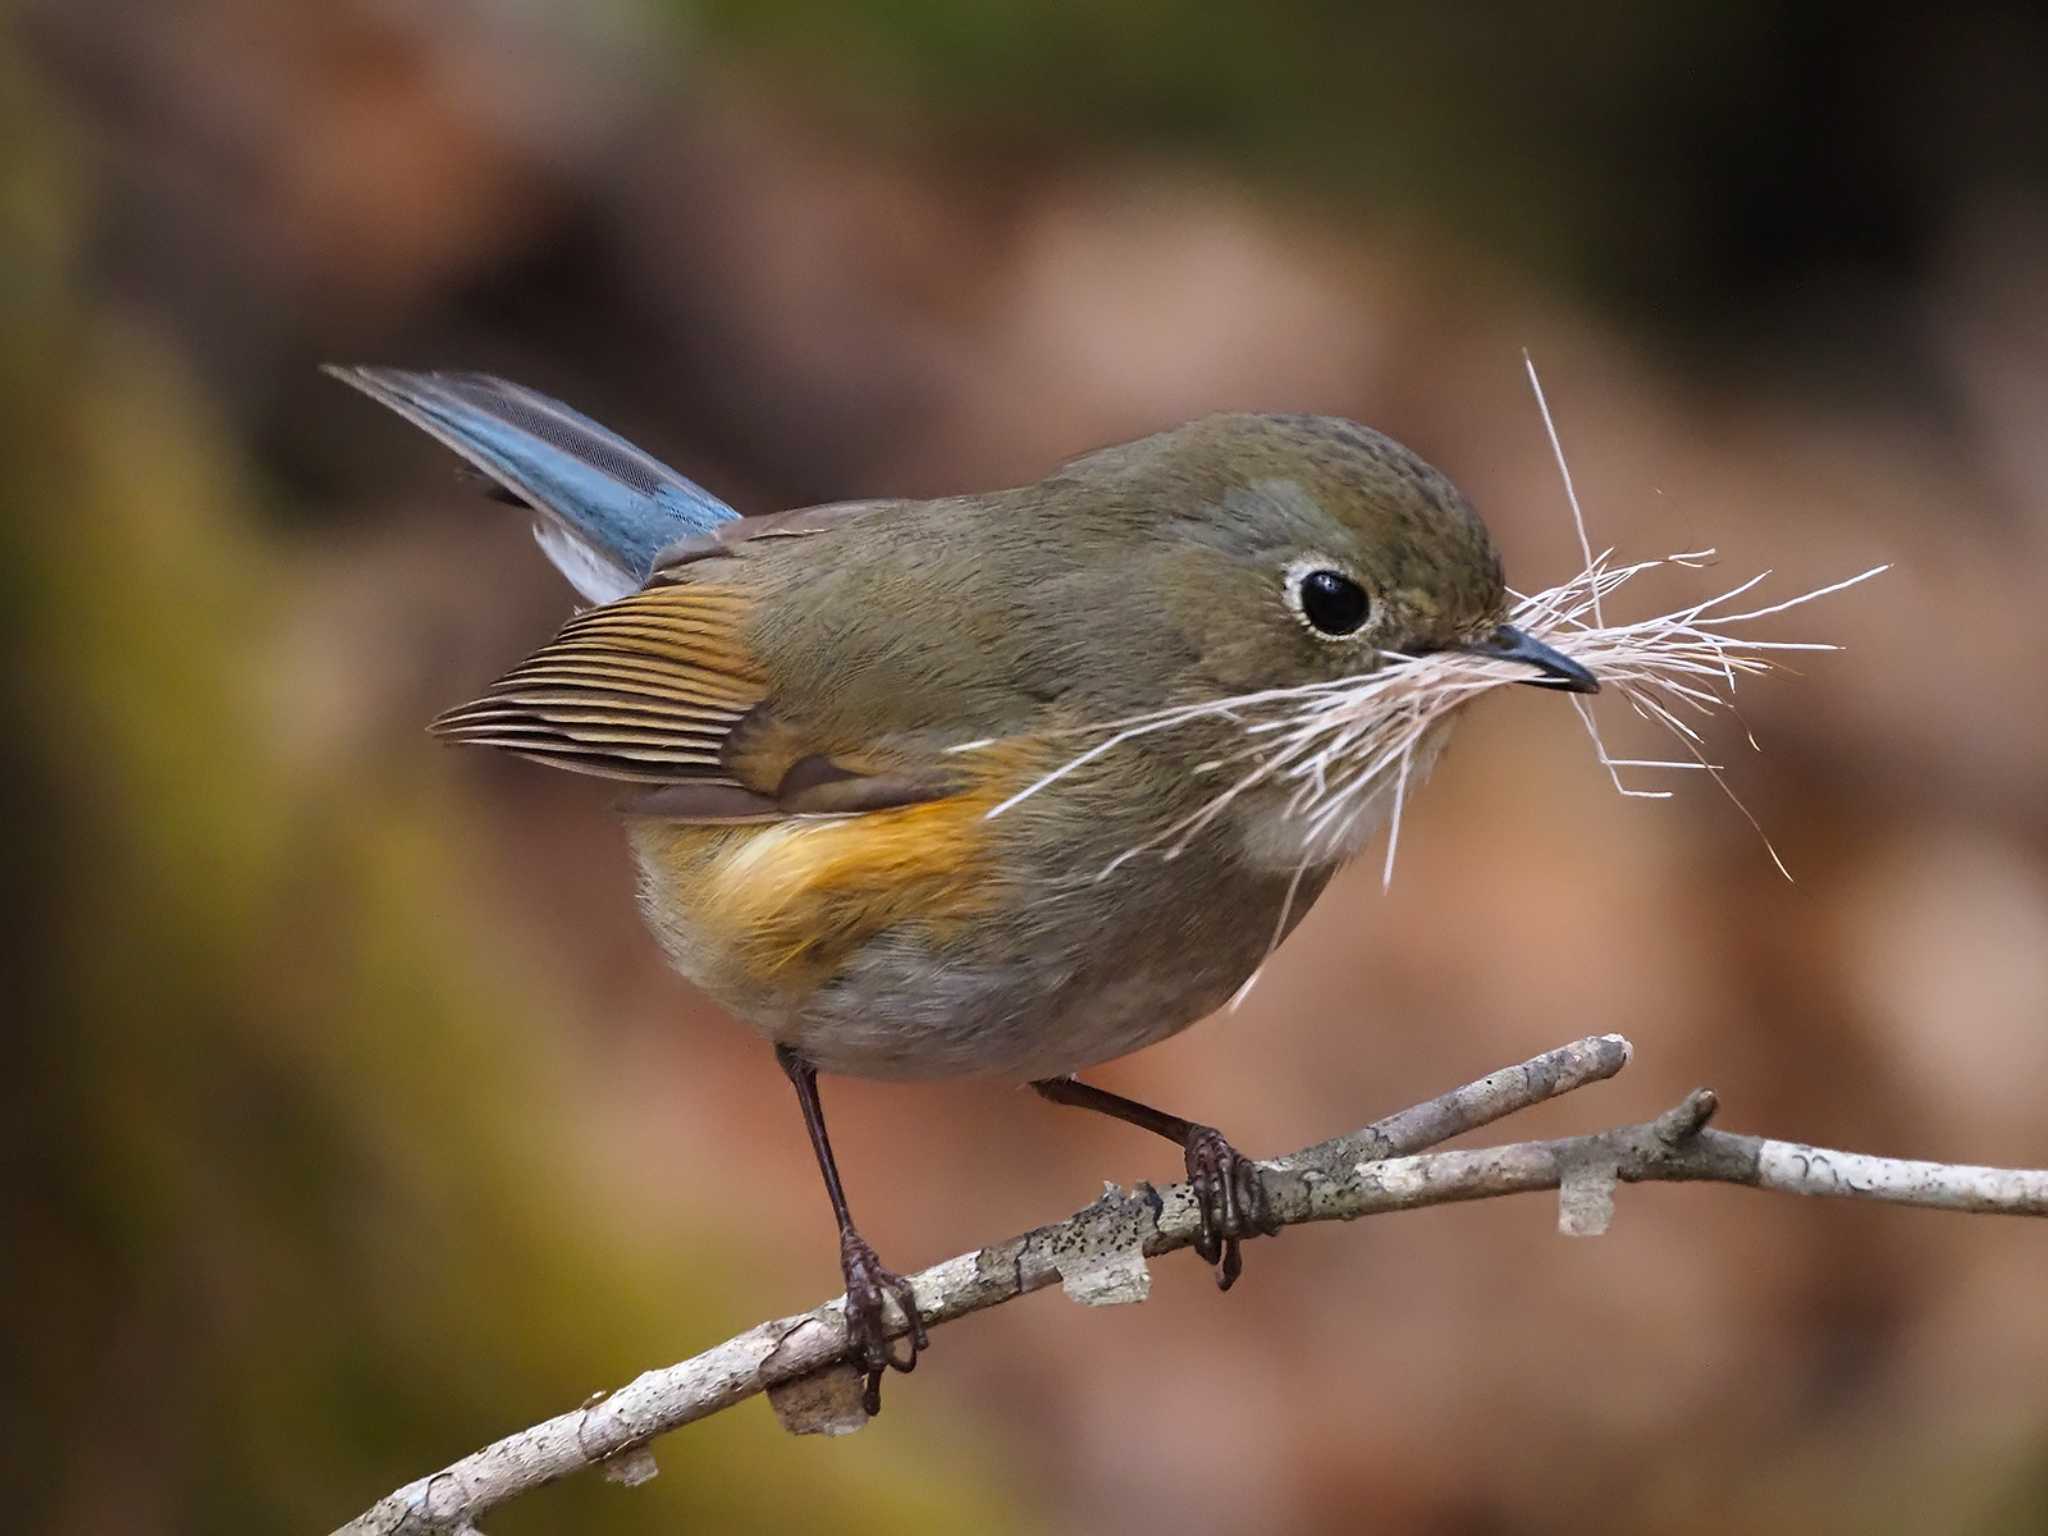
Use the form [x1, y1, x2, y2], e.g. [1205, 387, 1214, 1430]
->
[324, 367, 740, 603]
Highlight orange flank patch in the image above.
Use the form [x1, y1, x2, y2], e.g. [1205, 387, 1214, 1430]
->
[635, 749, 1037, 991]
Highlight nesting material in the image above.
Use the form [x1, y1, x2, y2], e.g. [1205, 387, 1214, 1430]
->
[984, 548, 1887, 891]
[1279, 546, 1889, 884]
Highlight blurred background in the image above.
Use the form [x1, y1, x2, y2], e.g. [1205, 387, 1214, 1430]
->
[6, 3, 2047, 1532]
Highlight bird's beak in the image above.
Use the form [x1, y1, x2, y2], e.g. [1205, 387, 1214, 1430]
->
[1459, 624, 1600, 694]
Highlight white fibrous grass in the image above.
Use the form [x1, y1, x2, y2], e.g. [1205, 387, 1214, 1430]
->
[974, 548, 1887, 885]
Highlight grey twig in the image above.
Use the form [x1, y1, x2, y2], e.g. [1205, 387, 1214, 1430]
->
[334, 1033, 2047, 1535]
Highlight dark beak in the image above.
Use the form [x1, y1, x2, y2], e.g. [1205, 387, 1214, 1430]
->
[1460, 624, 1600, 694]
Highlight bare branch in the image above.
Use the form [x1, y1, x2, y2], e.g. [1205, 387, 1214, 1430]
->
[334, 1035, 2048, 1535]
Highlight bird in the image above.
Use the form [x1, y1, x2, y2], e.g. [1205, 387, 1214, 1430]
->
[328, 367, 1597, 1414]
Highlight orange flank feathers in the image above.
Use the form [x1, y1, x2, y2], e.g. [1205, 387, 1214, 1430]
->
[630, 753, 1036, 993]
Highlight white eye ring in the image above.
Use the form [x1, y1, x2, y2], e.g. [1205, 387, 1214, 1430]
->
[1283, 556, 1372, 640]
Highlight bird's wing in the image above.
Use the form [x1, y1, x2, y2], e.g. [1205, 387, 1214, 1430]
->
[431, 583, 763, 785]
[431, 565, 963, 823]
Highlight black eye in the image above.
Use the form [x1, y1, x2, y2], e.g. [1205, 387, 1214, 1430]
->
[1296, 568, 1370, 636]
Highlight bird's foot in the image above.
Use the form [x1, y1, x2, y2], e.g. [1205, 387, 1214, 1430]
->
[1184, 1125, 1280, 1290]
[838, 1226, 927, 1415]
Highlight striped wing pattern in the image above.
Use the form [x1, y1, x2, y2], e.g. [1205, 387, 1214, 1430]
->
[431, 586, 765, 784]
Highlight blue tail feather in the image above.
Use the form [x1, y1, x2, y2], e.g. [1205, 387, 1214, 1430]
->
[326, 367, 739, 600]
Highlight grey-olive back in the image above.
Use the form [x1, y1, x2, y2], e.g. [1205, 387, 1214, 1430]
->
[717, 412, 1509, 740]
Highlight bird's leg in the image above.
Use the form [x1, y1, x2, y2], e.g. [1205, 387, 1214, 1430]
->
[776, 1045, 927, 1414]
[1030, 1076, 1279, 1289]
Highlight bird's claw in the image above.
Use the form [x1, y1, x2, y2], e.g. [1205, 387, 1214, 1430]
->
[839, 1227, 927, 1415]
[1184, 1125, 1279, 1290]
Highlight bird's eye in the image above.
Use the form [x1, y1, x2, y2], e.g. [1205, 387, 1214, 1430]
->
[1292, 566, 1371, 637]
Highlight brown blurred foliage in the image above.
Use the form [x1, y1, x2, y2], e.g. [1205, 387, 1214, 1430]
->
[6, 4, 2047, 1533]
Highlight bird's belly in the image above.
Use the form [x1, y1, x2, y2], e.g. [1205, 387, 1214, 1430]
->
[788, 937, 1250, 1081]
[626, 808, 1333, 1082]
